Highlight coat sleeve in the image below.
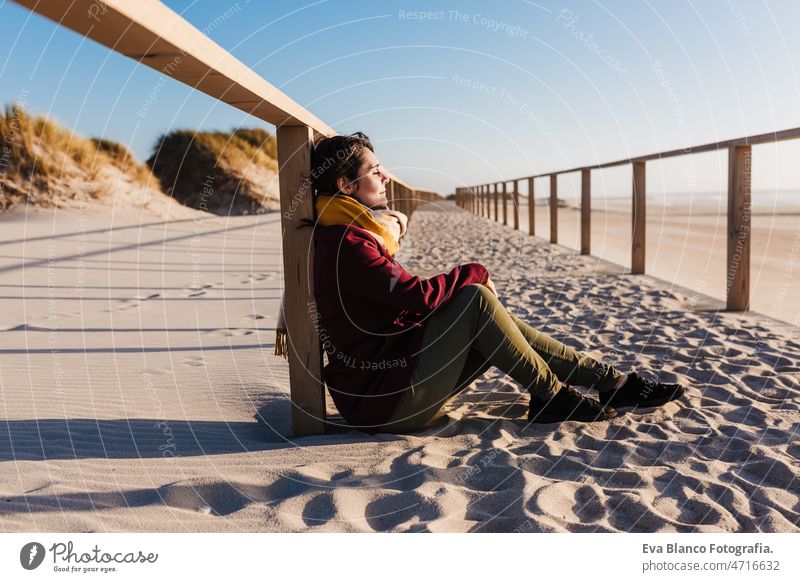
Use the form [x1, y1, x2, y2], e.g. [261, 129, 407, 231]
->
[336, 228, 489, 313]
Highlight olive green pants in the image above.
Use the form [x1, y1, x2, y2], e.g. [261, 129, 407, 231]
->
[379, 283, 623, 433]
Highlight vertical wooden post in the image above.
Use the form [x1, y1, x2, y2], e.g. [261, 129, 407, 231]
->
[502, 181, 508, 226]
[388, 180, 396, 210]
[727, 145, 751, 311]
[549, 174, 558, 244]
[581, 169, 591, 255]
[493, 183, 499, 221]
[512, 179, 519, 230]
[632, 161, 646, 274]
[528, 176, 535, 237]
[276, 125, 326, 436]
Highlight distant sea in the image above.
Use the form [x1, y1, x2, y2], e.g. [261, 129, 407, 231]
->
[514, 190, 800, 209]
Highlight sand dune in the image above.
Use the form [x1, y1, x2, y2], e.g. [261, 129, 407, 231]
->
[0, 201, 797, 532]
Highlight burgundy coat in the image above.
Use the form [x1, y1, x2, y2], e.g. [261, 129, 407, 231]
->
[312, 224, 489, 431]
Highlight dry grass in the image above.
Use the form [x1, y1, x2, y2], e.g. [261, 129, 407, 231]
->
[91, 137, 155, 186]
[0, 105, 96, 192]
[0, 104, 278, 215]
[147, 128, 279, 215]
[1, 105, 155, 210]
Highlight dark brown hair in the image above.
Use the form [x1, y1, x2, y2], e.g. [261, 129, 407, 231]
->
[298, 131, 373, 228]
[309, 131, 373, 197]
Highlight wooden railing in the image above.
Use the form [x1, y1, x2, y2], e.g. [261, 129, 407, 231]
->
[14, 0, 441, 436]
[456, 127, 800, 313]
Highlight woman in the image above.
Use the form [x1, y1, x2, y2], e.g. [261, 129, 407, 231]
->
[295, 132, 685, 434]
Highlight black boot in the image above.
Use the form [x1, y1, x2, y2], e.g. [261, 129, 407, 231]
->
[599, 371, 685, 409]
[529, 384, 616, 423]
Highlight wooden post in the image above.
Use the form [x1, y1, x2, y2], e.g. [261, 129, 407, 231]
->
[549, 174, 558, 244]
[276, 125, 326, 436]
[727, 145, 751, 311]
[388, 180, 395, 210]
[581, 169, 591, 255]
[632, 161, 646, 274]
[528, 177, 535, 237]
[502, 181, 508, 226]
[512, 179, 519, 230]
[493, 183, 499, 221]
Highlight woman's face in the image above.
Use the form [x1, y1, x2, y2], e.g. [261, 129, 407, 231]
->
[337, 148, 389, 209]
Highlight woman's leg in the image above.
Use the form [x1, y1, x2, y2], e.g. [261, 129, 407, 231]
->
[507, 313, 624, 393]
[380, 284, 566, 433]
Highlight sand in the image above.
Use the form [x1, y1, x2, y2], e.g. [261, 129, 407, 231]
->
[0, 200, 797, 532]
[508, 199, 800, 325]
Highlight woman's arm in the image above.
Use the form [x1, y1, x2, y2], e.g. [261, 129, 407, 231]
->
[335, 228, 489, 313]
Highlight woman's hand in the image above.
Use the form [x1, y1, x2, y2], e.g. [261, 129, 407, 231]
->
[485, 275, 498, 297]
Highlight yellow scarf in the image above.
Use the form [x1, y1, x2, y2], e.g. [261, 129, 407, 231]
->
[314, 194, 400, 256]
[274, 194, 408, 358]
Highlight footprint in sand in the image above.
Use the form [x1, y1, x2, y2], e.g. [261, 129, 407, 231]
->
[157, 480, 264, 516]
[183, 356, 206, 368]
[141, 366, 173, 377]
[205, 328, 255, 337]
[530, 482, 608, 528]
[365, 491, 440, 531]
[186, 284, 213, 296]
[243, 314, 266, 322]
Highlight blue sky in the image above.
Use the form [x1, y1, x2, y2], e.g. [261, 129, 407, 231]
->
[2, 0, 799, 200]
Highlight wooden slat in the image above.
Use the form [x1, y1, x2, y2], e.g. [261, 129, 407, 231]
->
[502, 181, 508, 226]
[493, 183, 499, 221]
[581, 169, 591, 255]
[631, 161, 646, 274]
[276, 125, 326, 436]
[512, 179, 519, 230]
[528, 177, 535, 237]
[727, 146, 751, 311]
[549, 175, 558, 244]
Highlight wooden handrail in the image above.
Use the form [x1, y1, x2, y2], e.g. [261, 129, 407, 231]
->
[507, 126, 800, 182]
[456, 125, 796, 314]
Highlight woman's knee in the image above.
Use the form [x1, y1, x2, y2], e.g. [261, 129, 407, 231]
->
[454, 283, 495, 307]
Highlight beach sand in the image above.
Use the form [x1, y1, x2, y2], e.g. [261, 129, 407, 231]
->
[510, 199, 800, 325]
[0, 201, 797, 532]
